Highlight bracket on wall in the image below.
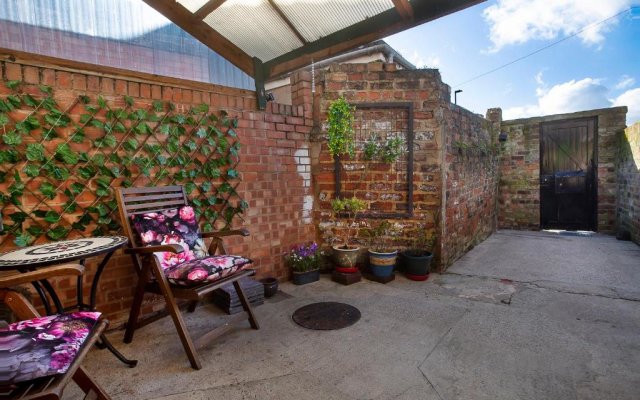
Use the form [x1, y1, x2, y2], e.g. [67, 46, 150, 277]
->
[254, 57, 267, 110]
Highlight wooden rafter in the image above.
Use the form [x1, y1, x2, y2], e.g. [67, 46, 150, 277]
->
[263, 0, 485, 79]
[392, 0, 414, 20]
[142, 0, 254, 76]
[267, 0, 307, 45]
[194, 0, 227, 20]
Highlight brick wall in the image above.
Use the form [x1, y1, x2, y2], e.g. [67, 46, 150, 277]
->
[441, 105, 499, 266]
[311, 62, 445, 267]
[617, 122, 640, 243]
[0, 54, 315, 326]
[499, 107, 628, 233]
[308, 62, 499, 270]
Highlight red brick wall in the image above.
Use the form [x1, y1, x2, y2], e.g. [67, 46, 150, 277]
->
[441, 106, 499, 266]
[499, 107, 627, 233]
[617, 122, 640, 243]
[0, 55, 315, 326]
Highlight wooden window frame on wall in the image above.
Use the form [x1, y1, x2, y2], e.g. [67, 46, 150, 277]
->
[334, 102, 414, 219]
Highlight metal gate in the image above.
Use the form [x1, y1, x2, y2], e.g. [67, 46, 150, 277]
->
[540, 117, 597, 231]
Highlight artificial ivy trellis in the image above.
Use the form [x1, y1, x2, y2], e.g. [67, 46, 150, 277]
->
[0, 80, 246, 247]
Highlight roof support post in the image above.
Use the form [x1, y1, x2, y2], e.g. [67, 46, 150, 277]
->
[254, 57, 267, 110]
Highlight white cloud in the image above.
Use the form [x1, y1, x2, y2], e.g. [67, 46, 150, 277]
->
[407, 50, 441, 69]
[615, 75, 636, 90]
[504, 77, 610, 119]
[503, 75, 640, 124]
[483, 0, 632, 52]
[614, 88, 640, 124]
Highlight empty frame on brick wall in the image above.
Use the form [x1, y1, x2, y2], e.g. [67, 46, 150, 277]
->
[334, 102, 414, 218]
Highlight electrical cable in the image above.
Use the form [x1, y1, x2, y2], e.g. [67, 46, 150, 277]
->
[453, 7, 636, 88]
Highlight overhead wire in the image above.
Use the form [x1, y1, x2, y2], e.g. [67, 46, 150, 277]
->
[453, 7, 636, 88]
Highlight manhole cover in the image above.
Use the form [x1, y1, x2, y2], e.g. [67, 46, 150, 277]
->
[292, 302, 361, 330]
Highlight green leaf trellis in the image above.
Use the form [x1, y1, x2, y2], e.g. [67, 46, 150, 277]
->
[0, 81, 247, 247]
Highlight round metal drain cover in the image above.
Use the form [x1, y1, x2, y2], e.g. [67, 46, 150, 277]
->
[292, 302, 361, 330]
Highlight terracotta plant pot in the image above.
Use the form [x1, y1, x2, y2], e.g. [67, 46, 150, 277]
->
[368, 249, 397, 277]
[332, 246, 359, 269]
[292, 269, 320, 285]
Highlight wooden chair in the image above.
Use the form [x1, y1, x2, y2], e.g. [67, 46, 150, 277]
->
[115, 185, 259, 370]
[0, 264, 110, 400]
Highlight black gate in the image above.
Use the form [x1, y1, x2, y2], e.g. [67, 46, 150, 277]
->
[540, 117, 597, 231]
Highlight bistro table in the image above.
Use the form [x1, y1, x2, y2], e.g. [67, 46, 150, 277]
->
[0, 235, 138, 367]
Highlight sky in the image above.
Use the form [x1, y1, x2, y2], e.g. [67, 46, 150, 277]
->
[385, 0, 640, 125]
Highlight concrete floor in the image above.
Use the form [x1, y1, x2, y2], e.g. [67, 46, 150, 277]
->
[72, 230, 640, 399]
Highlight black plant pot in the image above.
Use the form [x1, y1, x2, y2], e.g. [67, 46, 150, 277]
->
[400, 250, 433, 277]
[260, 277, 279, 298]
[292, 269, 320, 285]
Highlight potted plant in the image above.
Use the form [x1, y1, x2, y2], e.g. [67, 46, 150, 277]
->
[363, 221, 400, 278]
[326, 96, 356, 159]
[286, 242, 320, 285]
[399, 229, 436, 281]
[330, 197, 366, 270]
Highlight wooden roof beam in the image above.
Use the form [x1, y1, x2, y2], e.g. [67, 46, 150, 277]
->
[268, 0, 308, 45]
[142, 0, 254, 76]
[264, 0, 486, 79]
[194, 0, 227, 20]
[392, 0, 414, 20]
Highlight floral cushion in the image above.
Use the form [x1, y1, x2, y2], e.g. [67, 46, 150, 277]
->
[0, 312, 101, 384]
[130, 206, 208, 271]
[164, 255, 252, 286]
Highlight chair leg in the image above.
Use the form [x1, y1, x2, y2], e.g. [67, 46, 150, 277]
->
[153, 266, 202, 370]
[233, 280, 260, 330]
[73, 366, 111, 400]
[123, 270, 148, 344]
[186, 300, 198, 313]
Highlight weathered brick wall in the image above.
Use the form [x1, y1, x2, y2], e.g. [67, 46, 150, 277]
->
[312, 62, 445, 267]
[499, 107, 628, 233]
[441, 105, 498, 267]
[617, 122, 640, 243]
[0, 54, 315, 326]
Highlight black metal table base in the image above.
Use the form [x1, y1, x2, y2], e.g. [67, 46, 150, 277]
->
[97, 334, 138, 368]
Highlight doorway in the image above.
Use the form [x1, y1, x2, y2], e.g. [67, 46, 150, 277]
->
[540, 117, 597, 231]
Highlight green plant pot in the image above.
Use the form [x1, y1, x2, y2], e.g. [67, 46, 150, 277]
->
[400, 250, 433, 276]
[292, 269, 320, 285]
[332, 246, 359, 268]
[368, 250, 397, 277]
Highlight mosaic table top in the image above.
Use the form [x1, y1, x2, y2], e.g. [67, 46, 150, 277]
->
[0, 236, 128, 269]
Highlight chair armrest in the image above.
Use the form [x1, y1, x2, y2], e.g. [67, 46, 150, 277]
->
[0, 264, 85, 288]
[124, 244, 185, 255]
[201, 228, 250, 238]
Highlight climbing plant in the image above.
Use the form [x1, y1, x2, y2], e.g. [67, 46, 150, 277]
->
[0, 81, 246, 247]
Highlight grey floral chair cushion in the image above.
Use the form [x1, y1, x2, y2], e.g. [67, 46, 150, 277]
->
[130, 206, 252, 286]
[0, 312, 101, 384]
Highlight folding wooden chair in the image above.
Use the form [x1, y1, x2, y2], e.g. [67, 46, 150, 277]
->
[0, 264, 110, 399]
[116, 185, 259, 370]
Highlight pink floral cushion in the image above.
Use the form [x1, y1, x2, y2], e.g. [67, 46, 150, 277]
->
[0, 312, 101, 384]
[130, 206, 208, 271]
[164, 255, 252, 286]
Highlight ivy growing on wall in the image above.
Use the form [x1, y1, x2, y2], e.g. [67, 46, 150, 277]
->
[0, 81, 246, 247]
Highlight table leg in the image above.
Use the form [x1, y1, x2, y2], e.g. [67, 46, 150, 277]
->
[39, 279, 64, 314]
[98, 333, 138, 367]
[77, 259, 86, 309]
[30, 280, 53, 315]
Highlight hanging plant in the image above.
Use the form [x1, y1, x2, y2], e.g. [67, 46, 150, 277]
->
[326, 96, 356, 158]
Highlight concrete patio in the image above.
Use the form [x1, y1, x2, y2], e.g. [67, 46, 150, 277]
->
[74, 230, 640, 400]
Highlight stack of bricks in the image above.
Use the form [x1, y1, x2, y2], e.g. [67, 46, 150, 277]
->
[0, 56, 316, 326]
